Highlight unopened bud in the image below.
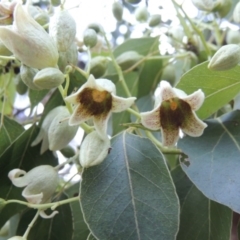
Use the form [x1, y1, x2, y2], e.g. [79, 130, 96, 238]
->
[191, 0, 215, 11]
[226, 30, 240, 44]
[51, 0, 61, 7]
[148, 14, 161, 27]
[16, 75, 28, 95]
[49, 10, 76, 52]
[83, 29, 97, 48]
[80, 131, 110, 168]
[48, 107, 78, 151]
[87, 23, 103, 34]
[161, 64, 176, 86]
[233, 2, 240, 23]
[90, 56, 108, 78]
[112, 2, 123, 21]
[20, 65, 41, 90]
[135, 6, 149, 22]
[208, 44, 240, 71]
[126, 0, 141, 4]
[213, 0, 231, 18]
[33, 68, 65, 89]
[60, 145, 75, 158]
[116, 51, 143, 70]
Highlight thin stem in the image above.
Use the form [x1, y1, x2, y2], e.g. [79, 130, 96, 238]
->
[126, 108, 141, 119]
[54, 155, 78, 171]
[145, 131, 182, 154]
[86, 47, 91, 76]
[6, 196, 79, 210]
[23, 210, 40, 239]
[0, 55, 15, 61]
[102, 31, 132, 98]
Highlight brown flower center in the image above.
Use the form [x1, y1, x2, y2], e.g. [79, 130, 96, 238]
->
[77, 87, 112, 116]
[92, 89, 108, 102]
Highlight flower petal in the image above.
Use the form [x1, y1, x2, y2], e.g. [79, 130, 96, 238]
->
[181, 89, 205, 111]
[161, 126, 179, 147]
[68, 104, 91, 126]
[93, 114, 110, 140]
[181, 111, 207, 137]
[159, 80, 177, 101]
[140, 108, 160, 130]
[8, 169, 28, 187]
[0, 3, 59, 69]
[96, 78, 116, 94]
[22, 186, 43, 204]
[40, 134, 49, 155]
[111, 95, 136, 112]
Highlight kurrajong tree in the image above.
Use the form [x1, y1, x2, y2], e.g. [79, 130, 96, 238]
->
[0, 0, 240, 239]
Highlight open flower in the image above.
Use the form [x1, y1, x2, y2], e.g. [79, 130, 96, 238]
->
[0, 3, 58, 69]
[140, 81, 207, 146]
[8, 165, 59, 218]
[65, 74, 136, 139]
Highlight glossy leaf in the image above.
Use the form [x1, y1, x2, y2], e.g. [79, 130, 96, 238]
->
[176, 61, 240, 119]
[172, 166, 232, 240]
[0, 125, 58, 228]
[65, 183, 90, 240]
[179, 110, 240, 213]
[80, 132, 179, 240]
[16, 194, 72, 240]
[29, 89, 49, 110]
[0, 116, 24, 156]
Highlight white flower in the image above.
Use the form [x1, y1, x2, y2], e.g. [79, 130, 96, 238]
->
[8, 165, 59, 219]
[31, 106, 78, 154]
[65, 74, 136, 139]
[0, 3, 58, 69]
[140, 81, 207, 147]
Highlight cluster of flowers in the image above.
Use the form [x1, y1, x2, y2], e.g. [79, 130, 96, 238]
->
[1, 1, 207, 226]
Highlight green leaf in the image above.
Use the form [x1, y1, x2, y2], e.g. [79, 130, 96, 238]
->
[176, 61, 240, 119]
[16, 194, 72, 240]
[179, 110, 240, 213]
[68, 69, 87, 93]
[80, 132, 179, 240]
[28, 89, 49, 110]
[65, 183, 90, 240]
[172, 166, 232, 240]
[0, 116, 24, 156]
[137, 58, 162, 98]
[114, 37, 159, 57]
[0, 125, 58, 228]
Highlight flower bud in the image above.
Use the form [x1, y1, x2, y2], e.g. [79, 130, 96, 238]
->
[126, 0, 141, 4]
[8, 165, 58, 204]
[87, 23, 103, 34]
[112, 2, 123, 21]
[48, 107, 78, 151]
[89, 56, 109, 78]
[226, 30, 240, 44]
[51, 0, 61, 7]
[20, 65, 41, 90]
[161, 64, 176, 86]
[83, 29, 97, 48]
[80, 131, 111, 168]
[58, 42, 78, 72]
[191, 0, 215, 11]
[135, 6, 149, 22]
[233, 2, 240, 23]
[33, 67, 65, 89]
[60, 145, 75, 158]
[116, 51, 143, 70]
[148, 14, 161, 27]
[213, 0, 232, 17]
[208, 44, 240, 71]
[31, 106, 62, 154]
[49, 10, 76, 52]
